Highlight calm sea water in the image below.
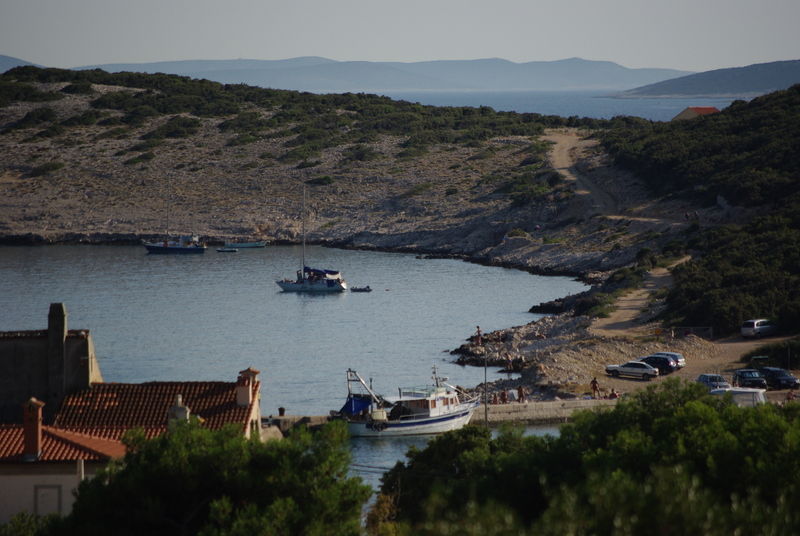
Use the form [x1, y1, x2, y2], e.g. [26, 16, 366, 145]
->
[1, 245, 578, 489]
[381, 90, 739, 121]
[0, 245, 585, 416]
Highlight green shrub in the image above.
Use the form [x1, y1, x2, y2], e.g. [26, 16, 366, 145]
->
[61, 81, 94, 94]
[142, 115, 201, 139]
[29, 161, 64, 176]
[306, 176, 335, 186]
[296, 159, 322, 169]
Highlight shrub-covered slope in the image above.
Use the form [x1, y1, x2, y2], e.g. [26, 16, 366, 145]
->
[601, 86, 800, 336]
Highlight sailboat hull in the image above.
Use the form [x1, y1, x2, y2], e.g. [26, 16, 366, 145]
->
[276, 279, 347, 292]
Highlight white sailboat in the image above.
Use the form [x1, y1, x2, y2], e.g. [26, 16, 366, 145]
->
[276, 186, 347, 292]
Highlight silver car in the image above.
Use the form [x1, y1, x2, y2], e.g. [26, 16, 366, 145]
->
[697, 373, 731, 390]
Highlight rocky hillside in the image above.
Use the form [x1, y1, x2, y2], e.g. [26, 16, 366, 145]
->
[0, 67, 714, 280]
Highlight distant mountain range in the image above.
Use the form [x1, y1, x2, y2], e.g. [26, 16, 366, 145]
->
[619, 60, 800, 97]
[3, 54, 798, 97]
[71, 57, 690, 92]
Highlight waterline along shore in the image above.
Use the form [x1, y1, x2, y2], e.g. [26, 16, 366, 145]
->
[265, 398, 618, 436]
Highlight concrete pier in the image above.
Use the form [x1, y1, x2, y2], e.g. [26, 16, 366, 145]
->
[471, 398, 618, 425]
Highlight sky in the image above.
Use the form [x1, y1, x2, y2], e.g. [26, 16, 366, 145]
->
[1, 0, 799, 72]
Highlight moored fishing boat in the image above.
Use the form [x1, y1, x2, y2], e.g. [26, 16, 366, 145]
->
[223, 240, 267, 248]
[143, 235, 206, 254]
[337, 368, 479, 437]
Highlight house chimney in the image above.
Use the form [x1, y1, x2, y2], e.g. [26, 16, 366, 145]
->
[167, 394, 191, 430]
[236, 374, 252, 407]
[23, 398, 45, 462]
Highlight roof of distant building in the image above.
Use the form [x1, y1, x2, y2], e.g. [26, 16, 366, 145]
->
[53, 380, 259, 440]
[0, 425, 125, 462]
[687, 106, 720, 115]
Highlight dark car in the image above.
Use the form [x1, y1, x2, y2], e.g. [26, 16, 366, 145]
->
[760, 367, 800, 390]
[639, 355, 678, 375]
[732, 369, 768, 389]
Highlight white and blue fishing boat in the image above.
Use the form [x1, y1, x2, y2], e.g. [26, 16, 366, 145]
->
[338, 368, 479, 437]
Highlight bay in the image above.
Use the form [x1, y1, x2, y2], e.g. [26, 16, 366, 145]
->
[380, 90, 739, 121]
[0, 245, 586, 417]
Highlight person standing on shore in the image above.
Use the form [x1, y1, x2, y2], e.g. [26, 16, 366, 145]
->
[590, 377, 599, 399]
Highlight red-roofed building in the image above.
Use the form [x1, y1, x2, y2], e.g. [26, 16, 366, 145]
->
[671, 106, 721, 121]
[0, 398, 125, 522]
[54, 368, 263, 440]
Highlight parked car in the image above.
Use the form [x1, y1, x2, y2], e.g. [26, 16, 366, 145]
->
[639, 355, 678, 375]
[710, 387, 767, 407]
[697, 373, 731, 390]
[605, 361, 659, 380]
[732, 369, 768, 389]
[741, 319, 778, 338]
[759, 367, 800, 390]
[651, 351, 686, 368]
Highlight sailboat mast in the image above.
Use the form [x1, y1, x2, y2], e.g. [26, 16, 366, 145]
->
[301, 184, 306, 273]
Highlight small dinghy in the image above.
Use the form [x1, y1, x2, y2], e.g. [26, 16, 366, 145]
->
[216, 247, 239, 253]
[350, 286, 372, 292]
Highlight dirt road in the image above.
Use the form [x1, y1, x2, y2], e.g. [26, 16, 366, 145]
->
[542, 129, 794, 402]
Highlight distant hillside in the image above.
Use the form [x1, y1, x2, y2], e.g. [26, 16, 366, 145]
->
[0, 55, 35, 73]
[76, 57, 689, 92]
[620, 59, 800, 97]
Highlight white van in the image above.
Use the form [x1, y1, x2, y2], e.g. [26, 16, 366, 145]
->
[709, 387, 767, 407]
[740, 319, 777, 338]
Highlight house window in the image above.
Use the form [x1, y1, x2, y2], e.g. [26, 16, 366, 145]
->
[34, 485, 62, 516]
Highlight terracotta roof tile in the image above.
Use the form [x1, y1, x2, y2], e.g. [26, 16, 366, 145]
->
[54, 381, 258, 436]
[688, 106, 720, 115]
[0, 425, 124, 462]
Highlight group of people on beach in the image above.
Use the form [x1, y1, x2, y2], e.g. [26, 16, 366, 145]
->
[590, 377, 620, 399]
[490, 385, 527, 405]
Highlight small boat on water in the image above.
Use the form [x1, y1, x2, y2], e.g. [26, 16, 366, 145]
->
[223, 240, 267, 248]
[216, 247, 239, 253]
[337, 368, 480, 437]
[143, 235, 206, 254]
[350, 286, 372, 293]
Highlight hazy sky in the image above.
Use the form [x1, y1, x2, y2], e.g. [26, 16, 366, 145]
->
[1, 0, 798, 72]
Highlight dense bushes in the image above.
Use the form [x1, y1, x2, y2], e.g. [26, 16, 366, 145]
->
[600, 85, 800, 336]
[369, 381, 800, 535]
[662, 205, 800, 336]
[600, 85, 800, 207]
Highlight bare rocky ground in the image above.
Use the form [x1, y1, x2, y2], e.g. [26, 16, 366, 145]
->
[1, 83, 769, 399]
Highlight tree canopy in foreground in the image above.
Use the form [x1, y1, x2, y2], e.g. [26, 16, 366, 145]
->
[369, 380, 800, 535]
[42, 420, 370, 536]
